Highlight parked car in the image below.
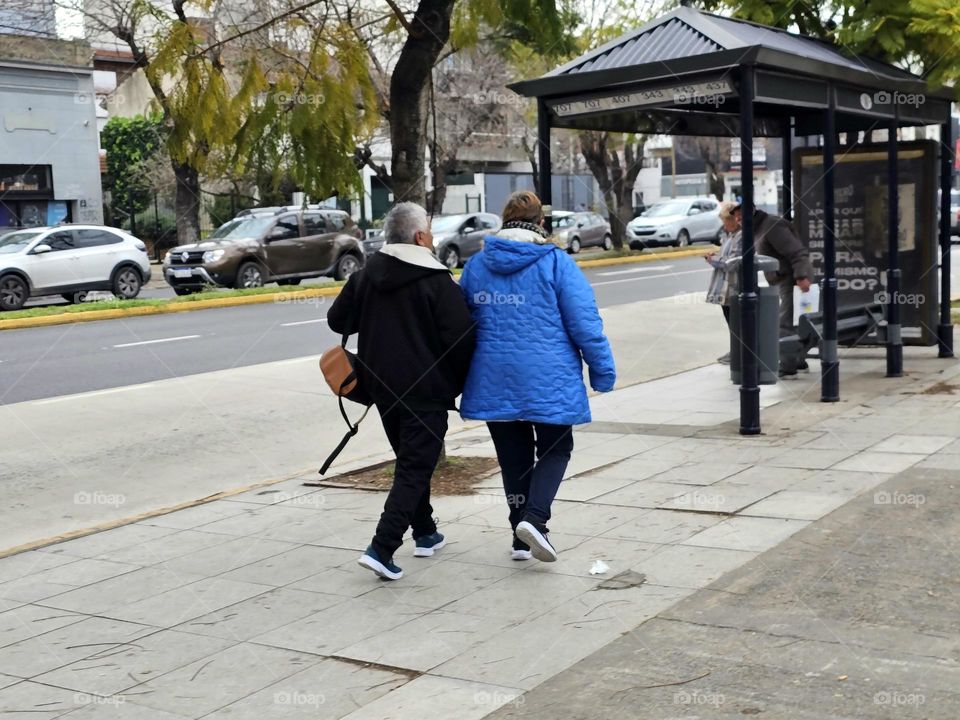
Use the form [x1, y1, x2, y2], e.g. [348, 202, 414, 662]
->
[163, 207, 364, 294]
[626, 197, 722, 248]
[0, 225, 150, 311]
[553, 211, 612, 253]
[432, 212, 501, 268]
[362, 229, 385, 256]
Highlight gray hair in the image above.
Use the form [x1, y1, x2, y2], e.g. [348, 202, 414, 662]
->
[383, 202, 429, 244]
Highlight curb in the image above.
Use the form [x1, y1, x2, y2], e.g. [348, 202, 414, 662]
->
[0, 286, 342, 331]
[1, 248, 707, 331]
[576, 247, 710, 268]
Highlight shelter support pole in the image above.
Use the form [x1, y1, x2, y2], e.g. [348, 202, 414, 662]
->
[738, 65, 761, 435]
[938, 118, 954, 357]
[782, 119, 793, 221]
[886, 119, 903, 377]
[537, 99, 553, 234]
[821, 91, 840, 402]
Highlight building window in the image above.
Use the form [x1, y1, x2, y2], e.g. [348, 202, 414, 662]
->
[0, 165, 53, 197]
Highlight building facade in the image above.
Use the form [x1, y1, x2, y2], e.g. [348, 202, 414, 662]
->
[0, 59, 104, 228]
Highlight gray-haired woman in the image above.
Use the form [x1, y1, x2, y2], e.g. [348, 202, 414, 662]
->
[706, 201, 742, 364]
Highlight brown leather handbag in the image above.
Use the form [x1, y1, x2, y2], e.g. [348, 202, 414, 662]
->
[318, 277, 372, 475]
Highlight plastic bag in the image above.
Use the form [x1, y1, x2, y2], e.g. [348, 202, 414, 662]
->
[793, 283, 820, 326]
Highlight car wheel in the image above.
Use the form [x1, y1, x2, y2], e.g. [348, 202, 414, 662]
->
[277, 279, 301, 286]
[441, 246, 460, 269]
[334, 254, 361, 281]
[236, 262, 265, 288]
[173, 287, 197, 296]
[61, 291, 89, 304]
[0, 274, 28, 311]
[602, 234, 613, 251]
[628, 240, 646, 252]
[677, 229, 691, 247]
[112, 266, 142, 299]
[568, 237, 581, 254]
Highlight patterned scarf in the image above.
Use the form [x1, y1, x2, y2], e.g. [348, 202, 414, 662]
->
[501, 220, 549, 238]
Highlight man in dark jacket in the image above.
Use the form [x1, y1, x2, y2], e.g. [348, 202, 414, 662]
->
[328, 202, 475, 581]
[735, 205, 815, 375]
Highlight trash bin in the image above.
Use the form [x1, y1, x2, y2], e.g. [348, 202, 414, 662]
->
[730, 254, 779, 385]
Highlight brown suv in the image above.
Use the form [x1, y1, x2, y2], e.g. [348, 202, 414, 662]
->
[163, 207, 364, 295]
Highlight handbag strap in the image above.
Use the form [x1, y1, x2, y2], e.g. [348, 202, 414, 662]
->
[319, 396, 371, 475]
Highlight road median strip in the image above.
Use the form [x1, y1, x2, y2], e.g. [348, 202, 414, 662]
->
[0, 246, 709, 331]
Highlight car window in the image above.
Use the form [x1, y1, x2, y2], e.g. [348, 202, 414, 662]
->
[45, 230, 75, 251]
[0, 230, 41, 254]
[479, 215, 498, 230]
[271, 214, 300, 240]
[303, 213, 326, 235]
[702, 201, 717, 211]
[644, 201, 688, 217]
[554, 215, 574, 228]
[431, 215, 467, 233]
[74, 228, 123, 248]
[592, 214, 604, 225]
[326, 213, 346, 231]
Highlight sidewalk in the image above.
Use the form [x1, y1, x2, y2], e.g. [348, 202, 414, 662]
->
[1, 347, 959, 718]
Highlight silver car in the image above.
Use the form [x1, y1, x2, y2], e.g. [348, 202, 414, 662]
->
[627, 197, 722, 248]
[553, 211, 612, 253]
[432, 212, 501, 268]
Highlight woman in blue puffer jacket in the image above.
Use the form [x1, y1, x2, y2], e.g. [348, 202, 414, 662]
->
[460, 191, 616, 563]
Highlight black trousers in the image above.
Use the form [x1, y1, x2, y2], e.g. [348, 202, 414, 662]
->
[487, 421, 573, 547]
[372, 404, 448, 560]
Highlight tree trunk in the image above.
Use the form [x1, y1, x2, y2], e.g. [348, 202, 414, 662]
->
[704, 159, 725, 200]
[521, 134, 540, 196]
[173, 160, 201, 245]
[389, 0, 455, 207]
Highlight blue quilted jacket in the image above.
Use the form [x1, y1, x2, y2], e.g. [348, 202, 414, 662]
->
[459, 235, 616, 425]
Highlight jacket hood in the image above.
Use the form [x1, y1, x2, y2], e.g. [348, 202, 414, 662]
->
[481, 236, 555, 275]
[365, 243, 448, 291]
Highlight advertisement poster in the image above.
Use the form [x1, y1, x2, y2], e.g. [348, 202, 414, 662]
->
[793, 141, 938, 345]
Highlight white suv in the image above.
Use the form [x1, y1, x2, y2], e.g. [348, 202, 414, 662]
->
[0, 225, 151, 311]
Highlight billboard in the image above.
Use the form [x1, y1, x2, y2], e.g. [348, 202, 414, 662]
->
[793, 141, 939, 345]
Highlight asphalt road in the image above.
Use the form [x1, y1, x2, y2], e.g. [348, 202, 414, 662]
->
[0, 255, 712, 404]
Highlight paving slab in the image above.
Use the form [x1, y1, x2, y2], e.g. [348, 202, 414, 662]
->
[124, 642, 319, 717]
[175, 587, 343, 642]
[33, 628, 234, 696]
[0, 615, 155, 678]
[201, 657, 409, 720]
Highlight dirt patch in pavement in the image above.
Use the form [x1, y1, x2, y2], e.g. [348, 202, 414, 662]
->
[316, 456, 499, 495]
[921, 381, 960, 395]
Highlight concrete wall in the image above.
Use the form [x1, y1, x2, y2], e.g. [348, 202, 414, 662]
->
[0, 61, 104, 224]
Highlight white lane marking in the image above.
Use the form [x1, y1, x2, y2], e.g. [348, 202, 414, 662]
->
[281, 318, 329, 327]
[593, 268, 711, 287]
[113, 335, 201, 348]
[597, 264, 673, 277]
[33, 384, 157, 404]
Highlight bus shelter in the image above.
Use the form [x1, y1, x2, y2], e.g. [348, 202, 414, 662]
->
[509, 5, 955, 434]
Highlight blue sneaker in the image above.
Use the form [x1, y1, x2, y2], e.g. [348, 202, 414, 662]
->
[413, 531, 446, 557]
[358, 545, 403, 580]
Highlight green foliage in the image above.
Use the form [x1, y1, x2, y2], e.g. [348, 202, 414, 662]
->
[139, 4, 378, 205]
[451, 0, 580, 57]
[700, 0, 960, 96]
[100, 114, 165, 218]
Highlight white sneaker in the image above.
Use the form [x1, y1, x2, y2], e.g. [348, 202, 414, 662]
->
[516, 520, 558, 562]
[510, 548, 533, 561]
